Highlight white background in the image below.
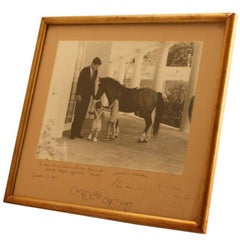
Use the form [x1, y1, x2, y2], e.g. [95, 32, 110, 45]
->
[0, 1, 239, 239]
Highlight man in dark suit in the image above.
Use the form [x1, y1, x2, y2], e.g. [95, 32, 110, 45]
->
[70, 57, 102, 139]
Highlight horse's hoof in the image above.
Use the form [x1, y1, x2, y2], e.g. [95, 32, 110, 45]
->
[138, 139, 148, 143]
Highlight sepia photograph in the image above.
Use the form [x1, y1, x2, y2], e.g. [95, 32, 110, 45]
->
[36, 40, 202, 174]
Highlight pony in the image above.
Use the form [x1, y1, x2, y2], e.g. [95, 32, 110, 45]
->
[94, 77, 164, 143]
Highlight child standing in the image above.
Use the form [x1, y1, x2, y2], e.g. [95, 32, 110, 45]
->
[87, 101, 104, 142]
[105, 98, 119, 139]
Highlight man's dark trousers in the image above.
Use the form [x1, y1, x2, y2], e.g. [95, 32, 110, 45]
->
[70, 94, 91, 138]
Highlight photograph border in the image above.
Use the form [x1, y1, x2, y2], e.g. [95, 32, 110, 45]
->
[4, 13, 236, 233]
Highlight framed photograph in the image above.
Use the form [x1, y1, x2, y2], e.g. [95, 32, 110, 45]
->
[4, 13, 236, 233]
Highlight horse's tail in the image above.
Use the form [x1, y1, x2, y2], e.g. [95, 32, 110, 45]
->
[153, 92, 164, 136]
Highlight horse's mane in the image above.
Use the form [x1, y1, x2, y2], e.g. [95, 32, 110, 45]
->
[102, 77, 138, 92]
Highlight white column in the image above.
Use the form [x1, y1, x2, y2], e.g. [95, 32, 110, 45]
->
[107, 60, 114, 77]
[118, 56, 126, 84]
[129, 49, 144, 88]
[180, 42, 203, 132]
[152, 42, 173, 92]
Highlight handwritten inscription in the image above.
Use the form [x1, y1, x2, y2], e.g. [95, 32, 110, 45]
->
[32, 161, 103, 180]
[157, 177, 191, 201]
[111, 171, 191, 211]
[32, 161, 191, 212]
[70, 186, 133, 211]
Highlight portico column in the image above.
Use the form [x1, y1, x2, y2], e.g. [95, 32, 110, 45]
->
[180, 42, 203, 132]
[107, 60, 114, 77]
[118, 56, 126, 84]
[129, 49, 144, 88]
[152, 42, 173, 92]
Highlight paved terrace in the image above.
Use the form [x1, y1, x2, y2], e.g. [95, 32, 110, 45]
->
[57, 113, 188, 175]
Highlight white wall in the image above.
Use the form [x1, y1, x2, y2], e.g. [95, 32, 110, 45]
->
[83, 41, 112, 78]
[41, 41, 80, 138]
[1, 1, 240, 240]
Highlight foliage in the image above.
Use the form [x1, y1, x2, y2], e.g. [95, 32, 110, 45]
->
[167, 42, 194, 67]
[162, 80, 188, 128]
[36, 119, 67, 160]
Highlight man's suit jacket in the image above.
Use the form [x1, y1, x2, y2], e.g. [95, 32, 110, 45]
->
[76, 66, 98, 96]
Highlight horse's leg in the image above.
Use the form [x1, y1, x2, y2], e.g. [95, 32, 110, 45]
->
[138, 114, 152, 143]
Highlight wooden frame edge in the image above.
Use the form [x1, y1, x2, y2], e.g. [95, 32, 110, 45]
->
[4, 195, 202, 233]
[40, 13, 234, 25]
[198, 13, 237, 233]
[3, 13, 237, 234]
[3, 19, 48, 201]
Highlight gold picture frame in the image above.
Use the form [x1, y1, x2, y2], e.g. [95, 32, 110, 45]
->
[4, 13, 236, 233]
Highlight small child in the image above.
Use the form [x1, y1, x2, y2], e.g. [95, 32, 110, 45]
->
[87, 101, 104, 142]
[105, 99, 119, 140]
